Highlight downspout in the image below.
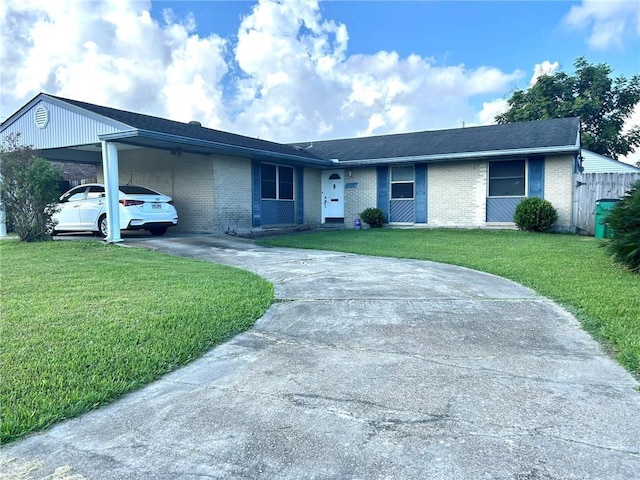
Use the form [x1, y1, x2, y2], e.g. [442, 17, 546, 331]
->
[571, 120, 583, 232]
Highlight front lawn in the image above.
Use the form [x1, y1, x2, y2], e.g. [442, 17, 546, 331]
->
[0, 240, 273, 443]
[259, 229, 640, 378]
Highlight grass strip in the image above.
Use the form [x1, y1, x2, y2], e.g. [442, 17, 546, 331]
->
[0, 240, 273, 443]
[259, 228, 640, 378]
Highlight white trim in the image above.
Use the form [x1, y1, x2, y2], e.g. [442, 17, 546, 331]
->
[337, 145, 579, 166]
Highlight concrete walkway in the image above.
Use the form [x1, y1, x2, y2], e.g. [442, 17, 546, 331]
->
[2, 234, 639, 479]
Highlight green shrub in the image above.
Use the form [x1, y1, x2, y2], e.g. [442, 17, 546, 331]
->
[0, 134, 62, 242]
[605, 180, 640, 273]
[513, 197, 558, 232]
[360, 207, 385, 228]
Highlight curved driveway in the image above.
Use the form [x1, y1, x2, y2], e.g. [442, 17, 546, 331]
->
[2, 234, 639, 479]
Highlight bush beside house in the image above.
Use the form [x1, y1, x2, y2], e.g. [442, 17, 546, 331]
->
[606, 180, 640, 273]
[513, 198, 558, 232]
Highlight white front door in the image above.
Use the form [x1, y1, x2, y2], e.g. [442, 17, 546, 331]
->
[322, 170, 344, 222]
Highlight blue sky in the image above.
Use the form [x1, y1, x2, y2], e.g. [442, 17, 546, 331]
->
[1, 0, 639, 162]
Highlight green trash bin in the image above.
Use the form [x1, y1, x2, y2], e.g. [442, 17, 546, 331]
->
[594, 198, 620, 239]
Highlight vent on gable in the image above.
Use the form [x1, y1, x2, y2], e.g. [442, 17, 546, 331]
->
[34, 106, 49, 129]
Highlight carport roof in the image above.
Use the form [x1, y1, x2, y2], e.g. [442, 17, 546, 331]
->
[52, 95, 328, 164]
[1, 93, 331, 166]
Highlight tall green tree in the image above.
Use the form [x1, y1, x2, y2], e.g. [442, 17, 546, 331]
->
[0, 133, 62, 241]
[496, 57, 640, 160]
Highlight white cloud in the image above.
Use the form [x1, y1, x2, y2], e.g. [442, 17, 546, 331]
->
[229, 0, 523, 141]
[529, 61, 559, 87]
[0, 0, 228, 127]
[564, 0, 640, 49]
[1, 0, 524, 144]
[477, 99, 509, 125]
[474, 60, 560, 126]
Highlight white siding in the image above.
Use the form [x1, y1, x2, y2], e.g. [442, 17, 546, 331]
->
[1, 100, 125, 149]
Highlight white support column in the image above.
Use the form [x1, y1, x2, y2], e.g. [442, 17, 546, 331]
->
[101, 141, 122, 243]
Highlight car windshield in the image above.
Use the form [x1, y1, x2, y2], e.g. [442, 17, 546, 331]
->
[119, 186, 160, 195]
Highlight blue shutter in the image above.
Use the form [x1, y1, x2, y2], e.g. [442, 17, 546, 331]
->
[528, 156, 544, 198]
[414, 164, 427, 223]
[376, 166, 389, 222]
[296, 166, 304, 224]
[251, 160, 261, 227]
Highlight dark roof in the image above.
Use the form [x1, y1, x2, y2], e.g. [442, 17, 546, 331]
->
[291, 117, 580, 162]
[48, 95, 325, 162]
[11, 93, 580, 166]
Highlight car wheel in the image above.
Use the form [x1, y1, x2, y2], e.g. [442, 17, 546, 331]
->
[98, 215, 108, 238]
[149, 227, 168, 236]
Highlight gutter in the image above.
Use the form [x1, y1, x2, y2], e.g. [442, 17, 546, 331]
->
[98, 129, 333, 167]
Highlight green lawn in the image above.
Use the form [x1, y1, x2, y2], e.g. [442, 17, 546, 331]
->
[259, 228, 640, 378]
[0, 240, 274, 443]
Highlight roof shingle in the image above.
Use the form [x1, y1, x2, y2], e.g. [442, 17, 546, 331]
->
[49, 95, 325, 162]
[291, 117, 580, 162]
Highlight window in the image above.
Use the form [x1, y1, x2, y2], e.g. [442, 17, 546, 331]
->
[488, 160, 525, 197]
[261, 164, 277, 199]
[391, 166, 414, 199]
[279, 166, 294, 200]
[120, 186, 160, 195]
[261, 164, 294, 200]
[86, 185, 105, 199]
[61, 186, 87, 203]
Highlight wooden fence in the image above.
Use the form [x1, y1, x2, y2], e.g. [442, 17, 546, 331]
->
[573, 172, 640, 235]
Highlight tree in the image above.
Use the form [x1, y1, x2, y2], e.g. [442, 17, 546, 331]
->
[496, 57, 640, 160]
[0, 133, 62, 241]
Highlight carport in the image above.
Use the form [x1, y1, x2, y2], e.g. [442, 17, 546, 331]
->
[0, 93, 330, 241]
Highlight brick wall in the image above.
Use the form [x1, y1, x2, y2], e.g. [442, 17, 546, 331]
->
[304, 168, 322, 225]
[344, 168, 377, 227]
[544, 154, 574, 231]
[104, 148, 253, 233]
[110, 149, 215, 232]
[212, 156, 252, 232]
[428, 161, 486, 226]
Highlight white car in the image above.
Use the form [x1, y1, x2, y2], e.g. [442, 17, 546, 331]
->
[52, 184, 178, 237]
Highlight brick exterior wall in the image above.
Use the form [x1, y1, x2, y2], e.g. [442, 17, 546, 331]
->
[344, 168, 377, 227]
[543, 154, 574, 231]
[303, 168, 322, 225]
[427, 161, 487, 227]
[212, 156, 252, 233]
[99, 148, 252, 233]
[97, 147, 575, 233]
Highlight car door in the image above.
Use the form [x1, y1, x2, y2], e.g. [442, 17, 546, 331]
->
[79, 185, 106, 229]
[54, 186, 88, 229]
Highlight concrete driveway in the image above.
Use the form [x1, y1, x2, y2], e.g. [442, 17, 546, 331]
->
[2, 234, 639, 479]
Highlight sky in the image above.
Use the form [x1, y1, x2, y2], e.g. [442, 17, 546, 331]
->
[1, 0, 639, 164]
